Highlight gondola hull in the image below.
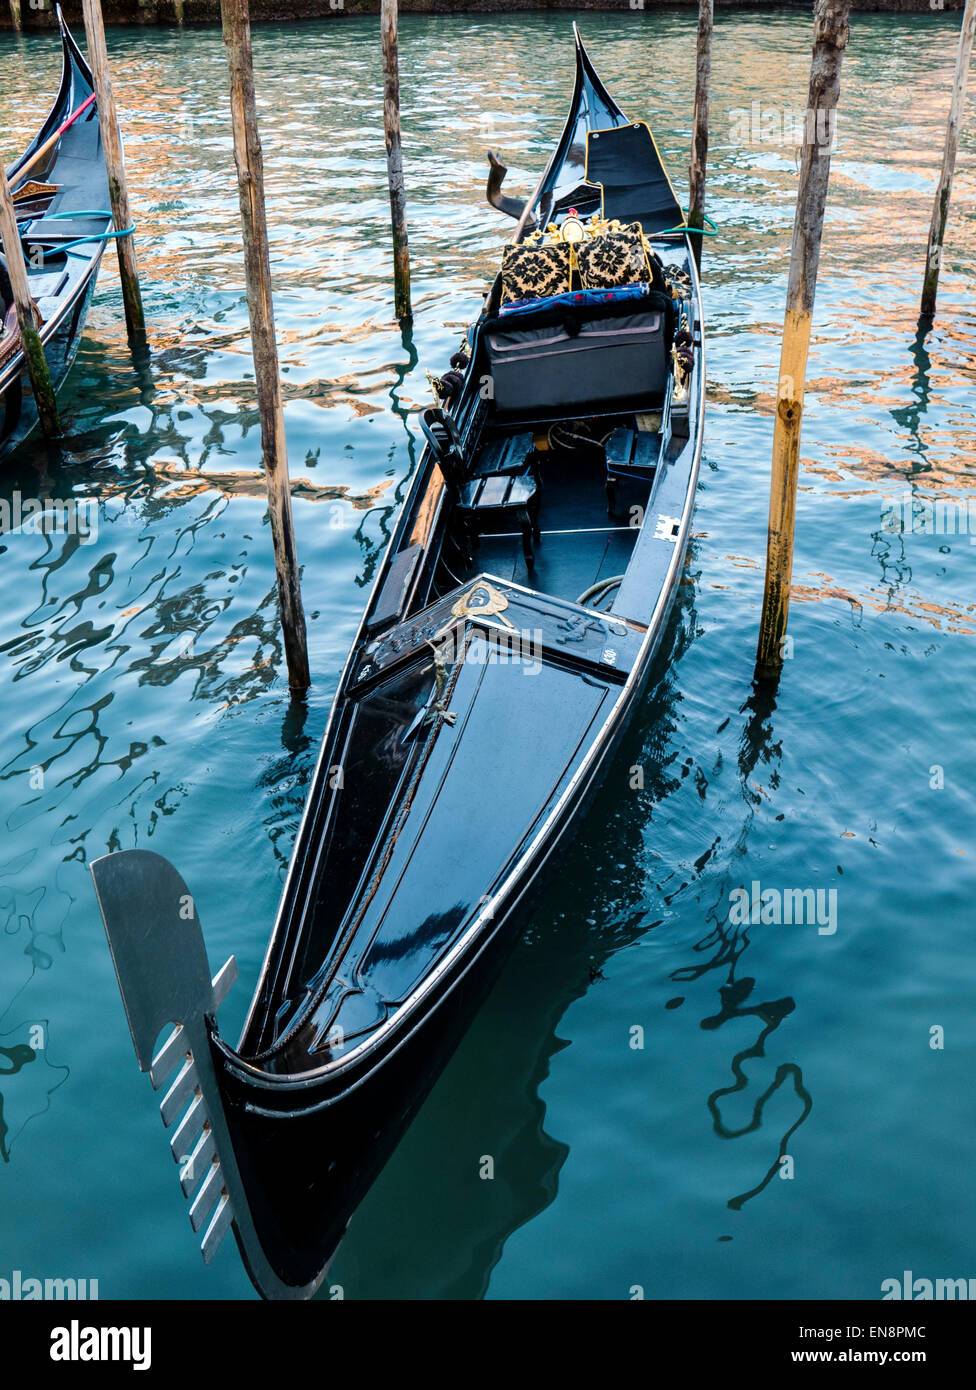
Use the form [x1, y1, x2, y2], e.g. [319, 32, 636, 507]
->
[0, 251, 104, 456]
[92, 25, 707, 1300]
[0, 9, 111, 464]
[214, 579, 688, 1293]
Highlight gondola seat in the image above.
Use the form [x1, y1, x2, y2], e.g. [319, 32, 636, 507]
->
[420, 408, 542, 566]
[472, 431, 537, 477]
[605, 424, 659, 516]
[484, 290, 673, 422]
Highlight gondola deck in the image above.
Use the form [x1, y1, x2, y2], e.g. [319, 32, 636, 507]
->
[92, 26, 707, 1299]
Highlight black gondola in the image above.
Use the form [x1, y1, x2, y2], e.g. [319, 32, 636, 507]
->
[91, 27, 706, 1299]
[0, 9, 111, 463]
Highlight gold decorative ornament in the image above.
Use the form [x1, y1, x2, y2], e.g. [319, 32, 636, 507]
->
[451, 581, 516, 629]
[561, 215, 585, 245]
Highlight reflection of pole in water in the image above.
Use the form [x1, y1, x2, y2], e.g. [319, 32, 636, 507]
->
[670, 673, 814, 1212]
[353, 321, 420, 580]
[875, 326, 935, 606]
[702, 977, 812, 1212]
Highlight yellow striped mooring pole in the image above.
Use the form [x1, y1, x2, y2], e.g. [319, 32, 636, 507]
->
[756, 0, 851, 678]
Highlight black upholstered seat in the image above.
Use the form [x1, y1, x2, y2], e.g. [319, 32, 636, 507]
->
[420, 409, 541, 566]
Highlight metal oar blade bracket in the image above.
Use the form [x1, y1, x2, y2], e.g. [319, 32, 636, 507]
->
[90, 849, 322, 1299]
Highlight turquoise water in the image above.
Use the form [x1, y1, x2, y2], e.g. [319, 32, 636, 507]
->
[1, 8, 974, 1300]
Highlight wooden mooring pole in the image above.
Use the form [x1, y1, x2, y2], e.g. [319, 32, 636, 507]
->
[81, 0, 147, 349]
[8, 0, 22, 34]
[756, 0, 851, 678]
[687, 0, 713, 273]
[919, 0, 976, 325]
[220, 0, 311, 695]
[381, 0, 412, 323]
[0, 171, 59, 437]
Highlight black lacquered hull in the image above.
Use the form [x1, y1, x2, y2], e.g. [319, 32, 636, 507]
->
[214, 596, 684, 1294]
[217, 893, 529, 1292]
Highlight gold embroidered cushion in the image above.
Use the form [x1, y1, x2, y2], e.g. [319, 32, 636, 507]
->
[577, 223, 651, 291]
[501, 242, 572, 306]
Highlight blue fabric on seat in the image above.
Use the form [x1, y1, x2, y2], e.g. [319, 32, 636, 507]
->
[498, 281, 651, 318]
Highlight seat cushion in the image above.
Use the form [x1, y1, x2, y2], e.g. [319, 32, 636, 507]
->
[576, 223, 651, 291]
[501, 242, 572, 307]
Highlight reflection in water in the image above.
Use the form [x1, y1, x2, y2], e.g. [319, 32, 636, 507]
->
[664, 674, 813, 1213]
[351, 324, 421, 588]
[705, 982, 812, 1213]
[891, 327, 933, 457]
[0, 1023, 69, 1165]
[0, 1041, 36, 1164]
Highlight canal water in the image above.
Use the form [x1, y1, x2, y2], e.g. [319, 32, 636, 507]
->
[1, 7, 974, 1300]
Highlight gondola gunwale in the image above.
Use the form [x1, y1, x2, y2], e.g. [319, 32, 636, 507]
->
[230, 31, 705, 1087]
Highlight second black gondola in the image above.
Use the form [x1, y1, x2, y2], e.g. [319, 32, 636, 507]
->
[0, 9, 111, 463]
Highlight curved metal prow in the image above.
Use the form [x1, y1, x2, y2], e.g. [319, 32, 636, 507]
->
[486, 151, 536, 229]
[91, 849, 324, 1300]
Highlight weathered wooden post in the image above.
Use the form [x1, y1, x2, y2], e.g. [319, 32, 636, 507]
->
[381, 0, 412, 323]
[8, 0, 22, 34]
[80, 0, 147, 348]
[220, 0, 311, 694]
[920, 0, 976, 324]
[0, 172, 59, 437]
[756, 0, 851, 678]
[687, 0, 713, 273]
